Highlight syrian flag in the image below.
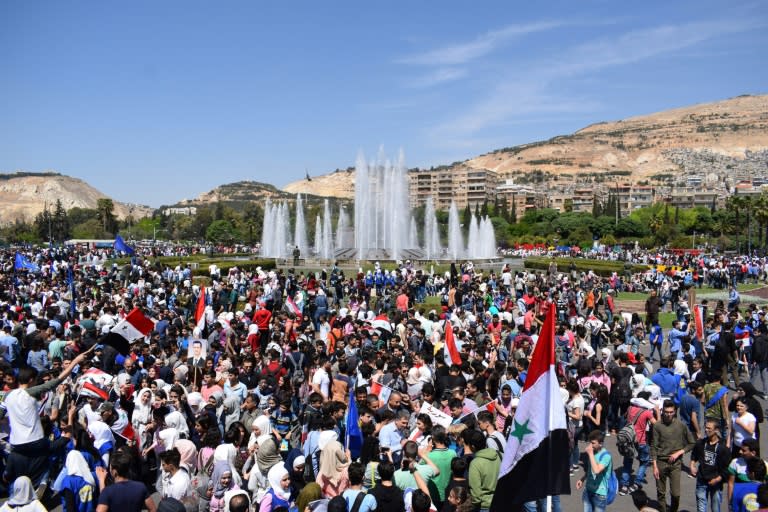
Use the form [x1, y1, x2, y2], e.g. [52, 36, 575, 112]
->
[78, 368, 114, 400]
[693, 304, 705, 341]
[285, 296, 302, 317]
[443, 320, 462, 366]
[194, 286, 207, 333]
[370, 379, 392, 405]
[490, 306, 570, 511]
[101, 308, 154, 355]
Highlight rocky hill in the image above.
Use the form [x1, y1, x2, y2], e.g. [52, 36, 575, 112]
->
[0, 172, 152, 224]
[283, 94, 768, 198]
[283, 168, 356, 198]
[172, 180, 332, 209]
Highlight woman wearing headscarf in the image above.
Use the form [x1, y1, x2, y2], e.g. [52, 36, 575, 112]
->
[86, 420, 114, 466]
[58, 451, 96, 512]
[248, 415, 272, 450]
[0, 476, 47, 512]
[315, 440, 350, 498]
[245, 432, 283, 502]
[164, 410, 190, 439]
[132, 388, 154, 452]
[174, 439, 198, 473]
[213, 442, 243, 488]
[208, 461, 240, 512]
[259, 464, 293, 512]
[295, 483, 322, 512]
[284, 449, 307, 497]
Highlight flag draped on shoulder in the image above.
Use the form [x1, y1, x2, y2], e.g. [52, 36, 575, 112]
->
[114, 235, 135, 255]
[443, 319, 462, 366]
[490, 306, 570, 511]
[101, 308, 154, 355]
[14, 253, 39, 272]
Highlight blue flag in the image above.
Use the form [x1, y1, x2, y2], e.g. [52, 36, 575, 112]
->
[67, 267, 76, 320]
[14, 253, 39, 272]
[114, 235, 135, 255]
[345, 387, 364, 459]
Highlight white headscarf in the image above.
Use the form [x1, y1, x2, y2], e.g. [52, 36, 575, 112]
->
[132, 388, 154, 427]
[164, 410, 189, 437]
[88, 420, 115, 450]
[66, 450, 96, 485]
[8, 476, 37, 506]
[267, 464, 291, 501]
[214, 444, 242, 487]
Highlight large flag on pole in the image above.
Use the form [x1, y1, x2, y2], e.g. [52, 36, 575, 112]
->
[101, 308, 154, 355]
[490, 306, 570, 511]
[14, 253, 39, 272]
[114, 235, 135, 255]
[443, 320, 462, 366]
[194, 285, 207, 333]
[693, 304, 705, 341]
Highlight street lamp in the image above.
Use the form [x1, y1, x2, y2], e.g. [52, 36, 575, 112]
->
[153, 226, 168, 241]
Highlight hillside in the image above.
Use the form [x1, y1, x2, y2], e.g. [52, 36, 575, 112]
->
[283, 95, 768, 198]
[0, 172, 152, 224]
[283, 169, 356, 198]
[172, 180, 332, 209]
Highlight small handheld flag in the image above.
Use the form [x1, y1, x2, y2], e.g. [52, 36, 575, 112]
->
[101, 308, 154, 355]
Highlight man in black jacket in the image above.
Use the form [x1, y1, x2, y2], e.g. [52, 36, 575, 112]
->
[751, 324, 768, 395]
[691, 419, 731, 512]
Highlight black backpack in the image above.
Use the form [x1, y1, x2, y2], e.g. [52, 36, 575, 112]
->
[615, 368, 633, 405]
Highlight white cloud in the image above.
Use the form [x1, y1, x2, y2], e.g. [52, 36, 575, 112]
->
[429, 18, 765, 142]
[407, 67, 468, 88]
[396, 21, 564, 67]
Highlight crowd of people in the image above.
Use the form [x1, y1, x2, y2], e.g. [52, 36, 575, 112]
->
[1, 245, 768, 512]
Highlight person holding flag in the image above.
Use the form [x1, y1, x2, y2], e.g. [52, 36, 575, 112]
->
[490, 306, 570, 511]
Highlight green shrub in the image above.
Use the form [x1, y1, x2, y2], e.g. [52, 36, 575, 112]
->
[523, 256, 649, 277]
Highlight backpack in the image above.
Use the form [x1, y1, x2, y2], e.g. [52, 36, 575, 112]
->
[347, 491, 367, 512]
[288, 353, 306, 385]
[606, 469, 618, 505]
[616, 409, 643, 457]
[488, 434, 505, 454]
[614, 368, 633, 405]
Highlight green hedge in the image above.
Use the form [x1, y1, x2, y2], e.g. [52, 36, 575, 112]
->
[523, 256, 649, 277]
[190, 259, 276, 278]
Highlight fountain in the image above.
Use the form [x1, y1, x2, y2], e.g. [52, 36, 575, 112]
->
[447, 201, 464, 260]
[294, 194, 308, 255]
[423, 197, 442, 260]
[259, 151, 498, 261]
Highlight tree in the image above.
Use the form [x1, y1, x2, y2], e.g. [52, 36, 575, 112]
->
[674, 206, 679, 225]
[649, 215, 663, 234]
[96, 199, 118, 235]
[615, 217, 649, 238]
[663, 203, 670, 224]
[481, 199, 489, 217]
[33, 208, 53, 243]
[52, 199, 70, 241]
[462, 204, 471, 226]
[592, 196, 603, 218]
[474, 203, 480, 218]
[509, 200, 517, 224]
[206, 219, 239, 243]
[753, 195, 768, 248]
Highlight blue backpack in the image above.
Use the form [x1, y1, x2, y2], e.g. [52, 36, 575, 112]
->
[606, 469, 618, 505]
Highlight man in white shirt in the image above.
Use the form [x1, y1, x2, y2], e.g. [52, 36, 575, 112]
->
[312, 355, 332, 399]
[1, 347, 92, 486]
[159, 448, 191, 501]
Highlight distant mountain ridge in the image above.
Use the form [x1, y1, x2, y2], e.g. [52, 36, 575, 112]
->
[0, 172, 152, 225]
[283, 94, 768, 198]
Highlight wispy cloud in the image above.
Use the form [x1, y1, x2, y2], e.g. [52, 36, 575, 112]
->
[407, 67, 468, 88]
[397, 21, 564, 67]
[428, 18, 765, 143]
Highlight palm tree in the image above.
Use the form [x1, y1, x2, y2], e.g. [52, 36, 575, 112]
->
[753, 194, 768, 249]
[649, 215, 663, 234]
[726, 196, 746, 252]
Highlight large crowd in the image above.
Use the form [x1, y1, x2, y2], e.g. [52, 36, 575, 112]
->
[2, 245, 768, 512]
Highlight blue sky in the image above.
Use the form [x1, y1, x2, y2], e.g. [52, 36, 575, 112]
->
[1, 1, 766, 207]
